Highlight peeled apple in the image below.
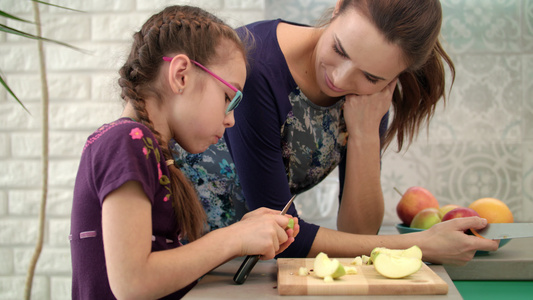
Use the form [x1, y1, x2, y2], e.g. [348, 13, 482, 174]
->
[313, 252, 346, 280]
[371, 245, 423, 279]
[370, 245, 422, 264]
[373, 253, 422, 279]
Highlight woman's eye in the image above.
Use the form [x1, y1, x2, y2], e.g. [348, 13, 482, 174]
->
[225, 94, 231, 103]
[332, 44, 348, 58]
[365, 75, 379, 85]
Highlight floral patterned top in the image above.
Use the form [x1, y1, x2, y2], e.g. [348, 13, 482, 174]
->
[70, 118, 195, 299]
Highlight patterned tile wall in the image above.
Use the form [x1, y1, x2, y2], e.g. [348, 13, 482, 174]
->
[265, 0, 533, 227]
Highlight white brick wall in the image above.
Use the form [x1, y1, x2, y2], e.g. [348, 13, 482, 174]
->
[0, 1, 266, 299]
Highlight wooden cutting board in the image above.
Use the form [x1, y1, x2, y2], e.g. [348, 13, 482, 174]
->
[277, 258, 448, 296]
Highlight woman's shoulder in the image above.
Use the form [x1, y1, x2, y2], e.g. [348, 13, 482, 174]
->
[239, 19, 309, 47]
[240, 19, 309, 32]
[239, 19, 281, 35]
[239, 20, 291, 76]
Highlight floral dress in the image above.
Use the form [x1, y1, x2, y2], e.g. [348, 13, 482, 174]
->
[171, 86, 347, 232]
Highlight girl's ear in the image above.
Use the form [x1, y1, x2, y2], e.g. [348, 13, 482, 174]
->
[333, 0, 343, 17]
[167, 54, 191, 94]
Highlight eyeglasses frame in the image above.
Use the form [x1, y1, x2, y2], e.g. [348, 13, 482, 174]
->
[162, 56, 243, 115]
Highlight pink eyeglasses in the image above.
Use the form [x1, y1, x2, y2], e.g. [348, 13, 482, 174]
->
[162, 56, 243, 115]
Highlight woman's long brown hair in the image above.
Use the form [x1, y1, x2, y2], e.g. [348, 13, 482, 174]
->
[331, 0, 455, 151]
[117, 5, 245, 241]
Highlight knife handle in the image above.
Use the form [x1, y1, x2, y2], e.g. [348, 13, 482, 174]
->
[233, 254, 260, 284]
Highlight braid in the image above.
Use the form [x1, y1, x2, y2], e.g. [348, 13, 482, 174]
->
[117, 5, 245, 241]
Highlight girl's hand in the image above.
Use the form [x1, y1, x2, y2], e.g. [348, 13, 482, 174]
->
[343, 78, 397, 138]
[279, 216, 299, 254]
[241, 207, 300, 239]
[234, 208, 299, 259]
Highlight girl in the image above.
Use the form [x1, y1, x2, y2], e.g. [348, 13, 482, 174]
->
[70, 6, 298, 299]
[173, 0, 498, 265]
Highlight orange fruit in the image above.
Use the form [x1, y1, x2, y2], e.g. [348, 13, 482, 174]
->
[468, 197, 514, 223]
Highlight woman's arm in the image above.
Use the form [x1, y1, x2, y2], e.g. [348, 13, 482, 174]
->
[309, 217, 499, 265]
[337, 130, 384, 234]
[102, 181, 294, 300]
[336, 80, 397, 234]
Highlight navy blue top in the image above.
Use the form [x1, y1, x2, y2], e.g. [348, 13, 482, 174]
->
[226, 19, 389, 257]
[172, 19, 389, 259]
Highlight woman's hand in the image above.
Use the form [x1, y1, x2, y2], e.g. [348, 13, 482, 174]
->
[343, 78, 397, 138]
[232, 207, 299, 259]
[418, 217, 500, 265]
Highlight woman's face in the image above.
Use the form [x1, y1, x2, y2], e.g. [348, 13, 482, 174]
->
[314, 8, 406, 97]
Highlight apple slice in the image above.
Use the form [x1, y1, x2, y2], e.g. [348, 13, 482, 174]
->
[402, 245, 423, 260]
[286, 218, 294, 229]
[370, 245, 422, 263]
[298, 267, 309, 276]
[313, 252, 346, 280]
[373, 253, 423, 279]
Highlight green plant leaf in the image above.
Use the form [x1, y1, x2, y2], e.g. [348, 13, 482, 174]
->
[31, 0, 85, 13]
[0, 75, 31, 114]
[0, 23, 85, 52]
[1, 1, 86, 113]
[0, 10, 34, 24]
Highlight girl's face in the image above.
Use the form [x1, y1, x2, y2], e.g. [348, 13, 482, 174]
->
[170, 44, 246, 154]
[314, 8, 406, 97]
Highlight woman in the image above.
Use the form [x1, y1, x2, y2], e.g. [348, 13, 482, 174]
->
[173, 0, 498, 265]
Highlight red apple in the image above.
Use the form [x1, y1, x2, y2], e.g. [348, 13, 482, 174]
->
[410, 208, 441, 229]
[441, 207, 480, 222]
[438, 204, 460, 219]
[396, 186, 439, 226]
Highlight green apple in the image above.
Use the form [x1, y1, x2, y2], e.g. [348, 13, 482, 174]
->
[373, 253, 423, 279]
[410, 208, 441, 229]
[438, 204, 460, 219]
[396, 186, 439, 226]
[313, 252, 346, 280]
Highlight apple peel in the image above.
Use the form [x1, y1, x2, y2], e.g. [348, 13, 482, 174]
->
[470, 228, 485, 239]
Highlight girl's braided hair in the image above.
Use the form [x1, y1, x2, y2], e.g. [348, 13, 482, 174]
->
[118, 5, 245, 241]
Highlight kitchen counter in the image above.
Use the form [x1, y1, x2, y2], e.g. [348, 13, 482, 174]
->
[448, 237, 533, 300]
[444, 237, 533, 280]
[183, 226, 532, 299]
[183, 258, 463, 299]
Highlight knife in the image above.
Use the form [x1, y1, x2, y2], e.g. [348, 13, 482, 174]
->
[471, 223, 533, 239]
[233, 194, 297, 284]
